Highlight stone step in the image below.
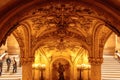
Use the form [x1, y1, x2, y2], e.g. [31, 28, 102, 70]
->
[0, 54, 22, 80]
[102, 55, 120, 80]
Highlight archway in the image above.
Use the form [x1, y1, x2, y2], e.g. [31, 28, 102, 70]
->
[101, 33, 120, 80]
[52, 58, 70, 80]
[0, 1, 119, 80]
[0, 34, 22, 79]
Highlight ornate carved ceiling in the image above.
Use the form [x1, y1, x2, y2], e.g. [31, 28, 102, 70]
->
[21, 2, 99, 36]
[10, 2, 112, 56]
[0, 1, 114, 60]
[20, 3, 99, 51]
[0, 0, 119, 48]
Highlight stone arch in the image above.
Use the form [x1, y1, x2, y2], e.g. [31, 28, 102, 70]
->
[0, 0, 120, 46]
[12, 22, 32, 64]
[32, 34, 91, 57]
[0, 1, 119, 80]
[96, 26, 112, 57]
[20, 22, 32, 58]
[89, 19, 112, 60]
[91, 21, 105, 58]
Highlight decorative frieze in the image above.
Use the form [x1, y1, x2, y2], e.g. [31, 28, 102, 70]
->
[32, 30, 87, 51]
[21, 57, 34, 65]
[99, 26, 112, 46]
[89, 57, 103, 65]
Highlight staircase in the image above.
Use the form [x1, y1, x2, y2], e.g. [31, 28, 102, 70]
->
[0, 55, 22, 80]
[102, 55, 120, 80]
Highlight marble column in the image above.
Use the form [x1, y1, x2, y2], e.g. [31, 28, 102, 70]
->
[89, 57, 103, 80]
[21, 57, 34, 80]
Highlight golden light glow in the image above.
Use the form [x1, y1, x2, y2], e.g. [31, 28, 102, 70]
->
[32, 63, 46, 69]
[76, 49, 89, 65]
[77, 64, 91, 69]
[34, 47, 89, 66]
[32, 63, 40, 69]
[33, 48, 48, 69]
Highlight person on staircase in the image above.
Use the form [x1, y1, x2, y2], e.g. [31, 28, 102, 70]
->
[6, 56, 11, 72]
[12, 57, 17, 73]
[0, 60, 3, 76]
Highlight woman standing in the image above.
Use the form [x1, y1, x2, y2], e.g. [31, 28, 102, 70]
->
[12, 57, 17, 73]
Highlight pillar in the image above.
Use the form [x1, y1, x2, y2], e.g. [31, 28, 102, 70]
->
[89, 57, 103, 80]
[21, 57, 34, 80]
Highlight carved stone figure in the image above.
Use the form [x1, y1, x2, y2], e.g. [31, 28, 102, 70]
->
[57, 63, 65, 80]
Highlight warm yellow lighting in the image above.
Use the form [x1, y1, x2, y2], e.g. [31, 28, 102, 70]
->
[34, 50, 41, 63]
[32, 63, 46, 70]
[32, 63, 40, 69]
[87, 64, 91, 69]
[41, 64, 46, 68]
[77, 64, 91, 69]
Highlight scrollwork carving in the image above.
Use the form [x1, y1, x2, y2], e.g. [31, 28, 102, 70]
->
[26, 3, 95, 36]
[32, 30, 87, 51]
[25, 3, 97, 17]
[30, 13, 94, 32]
[21, 57, 34, 65]
[85, 36, 92, 45]
[89, 57, 103, 65]
[98, 26, 112, 47]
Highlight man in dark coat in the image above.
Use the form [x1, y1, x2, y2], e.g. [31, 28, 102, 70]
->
[13, 57, 17, 73]
[0, 60, 3, 76]
[6, 56, 11, 71]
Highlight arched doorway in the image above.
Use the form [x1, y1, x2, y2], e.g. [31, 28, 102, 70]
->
[52, 58, 70, 80]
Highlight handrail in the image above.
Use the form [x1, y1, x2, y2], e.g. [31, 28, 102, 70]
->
[116, 53, 120, 57]
[0, 52, 8, 60]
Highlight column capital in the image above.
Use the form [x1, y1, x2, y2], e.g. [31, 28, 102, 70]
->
[21, 57, 34, 65]
[89, 57, 103, 65]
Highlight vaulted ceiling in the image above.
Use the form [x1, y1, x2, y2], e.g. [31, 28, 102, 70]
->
[0, 0, 120, 45]
[0, 0, 119, 58]
[7, 1, 112, 60]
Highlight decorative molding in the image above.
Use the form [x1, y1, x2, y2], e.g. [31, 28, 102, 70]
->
[24, 3, 97, 17]
[12, 27, 25, 47]
[21, 57, 34, 65]
[32, 30, 88, 51]
[99, 27, 112, 47]
[27, 3, 96, 35]
[85, 36, 92, 45]
[89, 57, 103, 65]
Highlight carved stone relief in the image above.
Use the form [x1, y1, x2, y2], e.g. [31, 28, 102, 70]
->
[30, 16, 93, 37]
[32, 30, 87, 51]
[89, 57, 103, 65]
[98, 26, 112, 47]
